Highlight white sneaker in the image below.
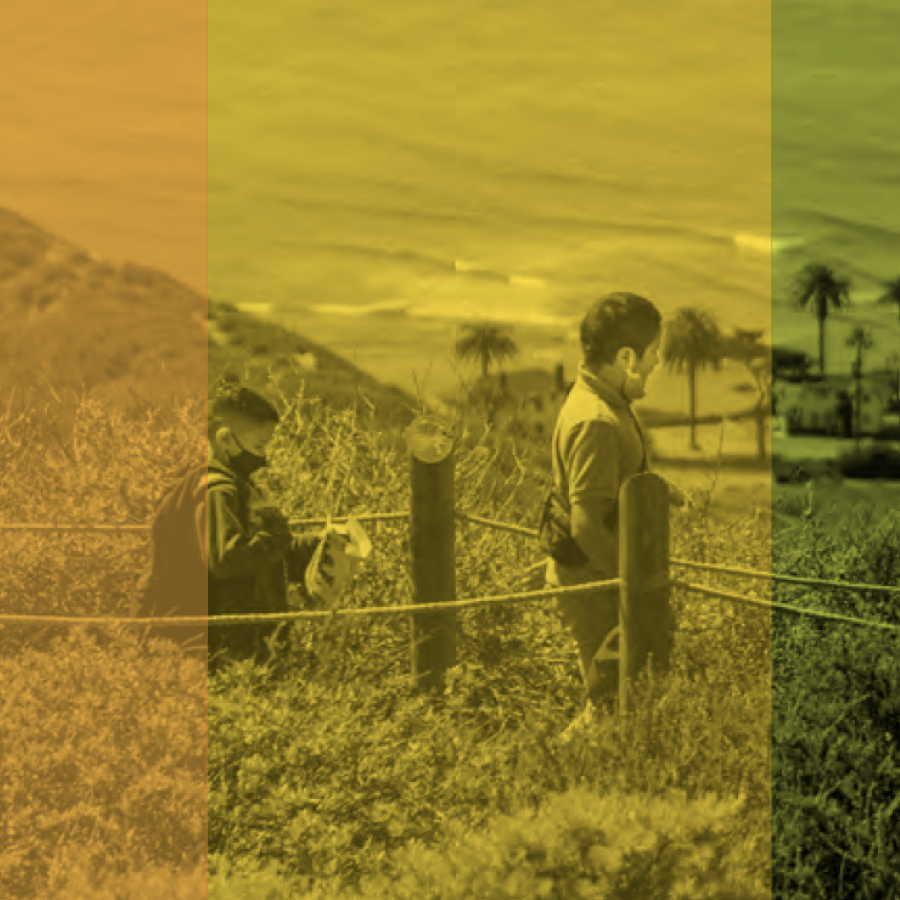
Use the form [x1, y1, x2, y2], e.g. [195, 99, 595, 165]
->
[557, 701, 619, 746]
[557, 701, 597, 746]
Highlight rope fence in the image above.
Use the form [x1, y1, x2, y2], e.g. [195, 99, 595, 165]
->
[6, 513, 900, 599]
[669, 557, 900, 597]
[0, 511, 410, 534]
[667, 580, 900, 634]
[3, 412, 899, 710]
[0, 578, 621, 628]
[3, 517, 899, 621]
[3, 565, 894, 633]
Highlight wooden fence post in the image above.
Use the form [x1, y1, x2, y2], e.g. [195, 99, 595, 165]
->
[405, 414, 457, 694]
[618, 472, 672, 716]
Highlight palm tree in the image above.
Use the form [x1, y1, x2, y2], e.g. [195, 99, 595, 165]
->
[724, 328, 771, 460]
[846, 326, 874, 450]
[794, 263, 852, 376]
[886, 352, 900, 411]
[662, 308, 724, 451]
[454, 324, 519, 382]
[877, 275, 900, 356]
[454, 323, 519, 426]
[747, 356, 773, 461]
[722, 328, 766, 365]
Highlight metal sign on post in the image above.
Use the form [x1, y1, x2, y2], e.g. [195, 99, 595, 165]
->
[404, 414, 458, 694]
[403, 414, 456, 465]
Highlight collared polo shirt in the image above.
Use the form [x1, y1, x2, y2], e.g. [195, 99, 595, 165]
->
[546, 362, 650, 588]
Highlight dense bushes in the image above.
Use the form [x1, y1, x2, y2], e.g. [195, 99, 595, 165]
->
[30, 787, 762, 900]
[837, 444, 900, 479]
[2, 634, 207, 895]
[773, 626, 900, 898]
[0, 389, 205, 656]
[2, 385, 898, 897]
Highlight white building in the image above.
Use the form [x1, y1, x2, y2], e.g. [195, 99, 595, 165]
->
[774, 374, 893, 436]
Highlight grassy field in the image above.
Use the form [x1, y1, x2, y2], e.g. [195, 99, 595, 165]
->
[2, 379, 899, 899]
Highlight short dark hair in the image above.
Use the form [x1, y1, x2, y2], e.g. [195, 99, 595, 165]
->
[208, 377, 280, 440]
[580, 292, 662, 366]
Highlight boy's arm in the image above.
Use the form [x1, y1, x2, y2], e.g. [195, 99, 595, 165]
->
[284, 531, 323, 584]
[567, 419, 620, 577]
[201, 486, 292, 580]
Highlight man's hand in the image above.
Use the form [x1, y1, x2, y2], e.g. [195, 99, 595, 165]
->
[665, 479, 692, 510]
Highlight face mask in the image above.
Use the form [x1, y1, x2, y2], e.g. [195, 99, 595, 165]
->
[615, 350, 646, 402]
[622, 369, 646, 402]
[228, 435, 268, 478]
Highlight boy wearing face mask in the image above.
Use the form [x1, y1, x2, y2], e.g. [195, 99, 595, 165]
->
[540, 293, 688, 741]
[133, 381, 322, 668]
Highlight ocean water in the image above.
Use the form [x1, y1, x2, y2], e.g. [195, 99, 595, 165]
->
[3, 0, 899, 400]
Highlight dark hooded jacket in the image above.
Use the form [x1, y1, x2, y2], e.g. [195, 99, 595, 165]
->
[133, 444, 319, 663]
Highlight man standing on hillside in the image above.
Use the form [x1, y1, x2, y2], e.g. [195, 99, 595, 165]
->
[539, 293, 688, 742]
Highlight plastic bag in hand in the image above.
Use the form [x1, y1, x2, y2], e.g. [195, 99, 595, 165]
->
[305, 516, 373, 608]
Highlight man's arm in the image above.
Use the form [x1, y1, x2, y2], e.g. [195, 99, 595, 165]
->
[201, 487, 292, 580]
[571, 500, 618, 576]
[565, 419, 621, 576]
[656, 474, 690, 509]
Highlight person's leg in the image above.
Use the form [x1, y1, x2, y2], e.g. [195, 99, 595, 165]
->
[556, 589, 620, 712]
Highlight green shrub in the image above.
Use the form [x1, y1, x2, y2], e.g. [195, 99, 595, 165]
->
[30, 860, 207, 900]
[773, 625, 900, 897]
[1, 632, 207, 896]
[357, 787, 764, 899]
[38, 788, 764, 900]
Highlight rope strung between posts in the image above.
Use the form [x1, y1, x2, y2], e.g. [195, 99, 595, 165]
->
[0, 510, 540, 535]
[0, 577, 620, 628]
[0, 523, 150, 534]
[4, 508, 900, 609]
[670, 557, 900, 597]
[0, 511, 410, 534]
[455, 512, 543, 539]
[0, 509, 503, 533]
[2, 510, 538, 535]
[670, 579, 900, 634]
[454, 519, 900, 601]
[4, 574, 896, 634]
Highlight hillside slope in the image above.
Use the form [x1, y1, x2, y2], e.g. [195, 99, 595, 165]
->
[0, 208, 417, 426]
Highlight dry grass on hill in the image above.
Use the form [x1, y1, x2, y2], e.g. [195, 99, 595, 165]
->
[0, 208, 418, 432]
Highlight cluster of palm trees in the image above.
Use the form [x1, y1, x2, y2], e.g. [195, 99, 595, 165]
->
[791, 264, 900, 443]
[794, 264, 900, 378]
[454, 313, 768, 454]
[452, 266, 900, 456]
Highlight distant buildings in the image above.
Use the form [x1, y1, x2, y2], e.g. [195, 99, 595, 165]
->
[513, 364, 571, 438]
[467, 341, 900, 447]
[768, 340, 900, 437]
[774, 370, 897, 437]
[772, 346, 813, 381]
[445, 364, 571, 439]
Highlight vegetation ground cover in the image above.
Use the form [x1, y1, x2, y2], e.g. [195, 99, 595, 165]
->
[1, 383, 898, 899]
